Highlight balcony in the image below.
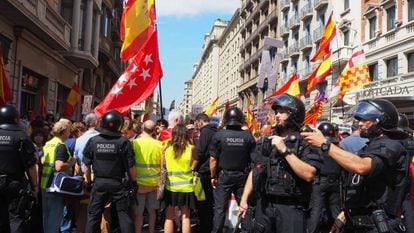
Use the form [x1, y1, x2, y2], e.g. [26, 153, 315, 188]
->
[331, 46, 353, 69]
[300, 35, 313, 51]
[301, 3, 314, 21]
[281, 51, 289, 63]
[0, 0, 71, 50]
[288, 42, 300, 57]
[300, 67, 313, 80]
[313, 25, 324, 42]
[314, 0, 328, 11]
[289, 15, 300, 30]
[280, 0, 290, 11]
[279, 25, 290, 37]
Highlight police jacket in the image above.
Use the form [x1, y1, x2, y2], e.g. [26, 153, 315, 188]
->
[209, 128, 256, 171]
[196, 123, 217, 174]
[319, 150, 342, 176]
[345, 135, 404, 212]
[0, 125, 36, 180]
[83, 134, 135, 180]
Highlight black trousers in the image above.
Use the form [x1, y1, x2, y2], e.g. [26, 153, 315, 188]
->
[307, 177, 341, 233]
[255, 197, 306, 233]
[0, 178, 26, 233]
[86, 178, 133, 233]
[211, 170, 247, 233]
[196, 173, 214, 233]
[402, 198, 414, 233]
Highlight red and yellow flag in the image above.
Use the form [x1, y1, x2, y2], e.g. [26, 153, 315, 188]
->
[311, 11, 336, 62]
[39, 89, 47, 117]
[0, 49, 12, 105]
[246, 107, 259, 133]
[205, 97, 219, 116]
[143, 97, 153, 121]
[304, 101, 323, 125]
[268, 73, 300, 99]
[307, 54, 332, 95]
[63, 83, 81, 117]
[120, 0, 156, 61]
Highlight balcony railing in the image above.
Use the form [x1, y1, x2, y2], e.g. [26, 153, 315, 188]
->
[301, 3, 314, 21]
[314, 0, 328, 10]
[362, 21, 414, 51]
[281, 50, 290, 62]
[289, 42, 300, 57]
[300, 35, 313, 51]
[279, 25, 290, 37]
[280, 0, 290, 11]
[289, 15, 300, 30]
[313, 25, 324, 42]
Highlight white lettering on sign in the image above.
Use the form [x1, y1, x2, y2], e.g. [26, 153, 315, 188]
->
[97, 144, 115, 149]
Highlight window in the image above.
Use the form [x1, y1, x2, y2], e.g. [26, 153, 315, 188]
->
[318, 12, 325, 26]
[369, 16, 376, 39]
[343, 30, 350, 46]
[344, 0, 349, 10]
[60, 0, 73, 25]
[386, 57, 398, 77]
[408, 53, 414, 72]
[369, 63, 378, 81]
[304, 55, 310, 74]
[387, 6, 396, 31]
[410, 0, 414, 21]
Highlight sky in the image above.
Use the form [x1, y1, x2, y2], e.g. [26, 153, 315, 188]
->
[155, 0, 240, 109]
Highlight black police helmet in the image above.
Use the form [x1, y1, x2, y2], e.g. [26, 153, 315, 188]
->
[353, 99, 398, 131]
[271, 94, 305, 126]
[97, 110, 124, 137]
[318, 122, 339, 143]
[0, 104, 19, 125]
[398, 113, 413, 133]
[223, 107, 244, 126]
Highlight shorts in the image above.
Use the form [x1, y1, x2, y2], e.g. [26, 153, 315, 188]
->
[133, 190, 160, 214]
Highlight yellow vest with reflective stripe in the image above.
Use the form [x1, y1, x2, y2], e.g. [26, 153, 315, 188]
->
[165, 144, 193, 192]
[132, 136, 162, 186]
[40, 137, 71, 190]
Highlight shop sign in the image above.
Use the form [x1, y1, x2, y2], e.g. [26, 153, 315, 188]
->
[360, 85, 409, 98]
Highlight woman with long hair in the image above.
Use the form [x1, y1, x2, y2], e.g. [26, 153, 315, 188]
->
[162, 124, 198, 233]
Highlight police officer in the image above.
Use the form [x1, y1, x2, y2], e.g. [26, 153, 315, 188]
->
[209, 107, 256, 233]
[84, 110, 137, 233]
[238, 93, 321, 233]
[302, 99, 407, 232]
[308, 122, 342, 233]
[0, 105, 38, 233]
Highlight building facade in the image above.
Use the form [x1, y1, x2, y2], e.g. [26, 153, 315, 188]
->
[178, 79, 193, 117]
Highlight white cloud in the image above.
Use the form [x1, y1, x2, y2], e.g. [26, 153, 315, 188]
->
[156, 0, 240, 17]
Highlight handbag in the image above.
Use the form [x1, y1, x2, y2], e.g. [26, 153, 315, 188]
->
[157, 150, 167, 201]
[46, 172, 84, 196]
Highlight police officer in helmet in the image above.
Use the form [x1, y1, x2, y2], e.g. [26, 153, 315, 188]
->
[84, 110, 137, 233]
[0, 105, 38, 233]
[302, 99, 407, 232]
[308, 122, 342, 233]
[239, 93, 321, 233]
[209, 107, 256, 233]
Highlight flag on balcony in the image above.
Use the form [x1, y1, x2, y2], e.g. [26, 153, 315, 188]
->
[268, 73, 300, 98]
[310, 11, 336, 62]
[95, 31, 163, 116]
[0, 48, 12, 106]
[304, 101, 323, 125]
[120, 0, 156, 61]
[306, 54, 332, 95]
[63, 83, 81, 117]
[205, 96, 219, 116]
[39, 89, 47, 117]
[329, 46, 371, 100]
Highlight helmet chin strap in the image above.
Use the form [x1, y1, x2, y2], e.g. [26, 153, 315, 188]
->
[360, 120, 382, 139]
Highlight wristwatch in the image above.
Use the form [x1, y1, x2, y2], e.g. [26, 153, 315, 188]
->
[280, 148, 292, 157]
[321, 140, 331, 152]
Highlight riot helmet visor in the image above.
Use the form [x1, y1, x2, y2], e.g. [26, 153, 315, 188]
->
[354, 101, 383, 121]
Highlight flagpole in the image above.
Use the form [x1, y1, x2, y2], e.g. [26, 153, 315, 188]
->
[158, 75, 164, 120]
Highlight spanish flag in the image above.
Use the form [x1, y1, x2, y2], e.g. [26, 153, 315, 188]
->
[311, 11, 336, 62]
[63, 83, 81, 117]
[205, 97, 219, 116]
[268, 73, 300, 99]
[120, 0, 156, 61]
[306, 54, 332, 95]
[0, 49, 12, 105]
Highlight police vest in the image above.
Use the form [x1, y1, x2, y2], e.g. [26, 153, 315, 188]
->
[133, 136, 162, 186]
[41, 137, 72, 190]
[0, 129, 23, 178]
[89, 136, 127, 180]
[165, 144, 194, 192]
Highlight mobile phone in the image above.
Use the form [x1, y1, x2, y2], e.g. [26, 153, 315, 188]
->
[300, 124, 314, 133]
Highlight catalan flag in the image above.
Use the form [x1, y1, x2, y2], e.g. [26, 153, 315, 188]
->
[246, 107, 259, 133]
[268, 73, 300, 98]
[304, 101, 323, 125]
[311, 11, 336, 62]
[63, 83, 81, 117]
[205, 97, 219, 116]
[307, 54, 332, 95]
[120, 0, 156, 61]
[0, 48, 12, 105]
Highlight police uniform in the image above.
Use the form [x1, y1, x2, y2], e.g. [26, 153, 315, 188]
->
[210, 108, 256, 233]
[84, 110, 136, 233]
[400, 138, 414, 233]
[0, 110, 36, 233]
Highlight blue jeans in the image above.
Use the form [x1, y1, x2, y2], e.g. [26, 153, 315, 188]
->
[42, 191, 64, 233]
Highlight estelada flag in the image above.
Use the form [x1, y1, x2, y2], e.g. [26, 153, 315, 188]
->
[95, 31, 163, 116]
[0, 48, 12, 105]
[311, 11, 336, 62]
[268, 73, 300, 99]
[307, 53, 332, 95]
[120, 0, 156, 61]
[205, 97, 219, 116]
[63, 83, 81, 117]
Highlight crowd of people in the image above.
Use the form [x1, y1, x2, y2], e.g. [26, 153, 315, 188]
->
[0, 93, 414, 233]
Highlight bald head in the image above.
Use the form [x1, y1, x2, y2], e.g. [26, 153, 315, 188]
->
[142, 120, 156, 135]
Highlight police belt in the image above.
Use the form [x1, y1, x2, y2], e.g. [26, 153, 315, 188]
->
[266, 195, 306, 206]
[94, 176, 124, 182]
[316, 174, 340, 183]
[219, 168, 248, 175]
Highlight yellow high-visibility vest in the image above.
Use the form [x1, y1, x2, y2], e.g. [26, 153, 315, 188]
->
[132, 136, 162, 186]
[40, 137, 71, 190]
[165, 144, 193, 192]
